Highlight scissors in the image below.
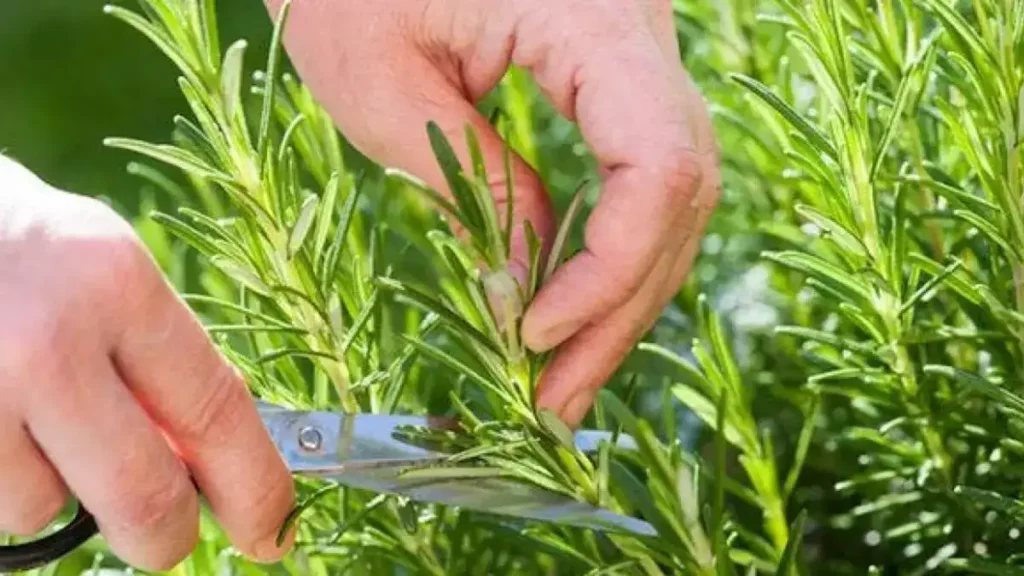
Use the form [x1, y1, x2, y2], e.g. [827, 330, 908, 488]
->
[0, 401, 656, 572]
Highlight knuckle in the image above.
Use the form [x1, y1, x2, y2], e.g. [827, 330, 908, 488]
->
[0, 315, 62, 385]
[90, 236, 152, 299]
[653, 147, 705, 195]
[176, 362, 248, 444]
[113, 469, 193, 533]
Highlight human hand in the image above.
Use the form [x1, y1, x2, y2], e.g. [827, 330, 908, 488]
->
[0, 157, 295, 570]
[269, 0, 720, 426]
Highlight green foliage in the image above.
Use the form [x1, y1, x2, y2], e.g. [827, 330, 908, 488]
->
[12, 0, 1024, 574]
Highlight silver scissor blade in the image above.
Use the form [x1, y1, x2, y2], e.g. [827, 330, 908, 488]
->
[326, 467, 658, 537]
[258, 404, 457, 474]
[256, 403, 654, 536]
[573, 429, 639, 453]
[257, 402, 640, 471]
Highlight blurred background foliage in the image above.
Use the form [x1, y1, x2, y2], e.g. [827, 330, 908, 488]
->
[0, 0, 269, 213]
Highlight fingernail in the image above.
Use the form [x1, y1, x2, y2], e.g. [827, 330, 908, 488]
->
[253, 527, 294, 564]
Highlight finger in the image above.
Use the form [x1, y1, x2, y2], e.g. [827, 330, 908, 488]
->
[108, 244, 295, 562]
[536, 191, 710, 426]
[510, 10, 716, 351]
[274, 1, 556, 269]
[24, 354, 198, 571]
[0, 413, 68, 536]
[534, 247, 678, 427]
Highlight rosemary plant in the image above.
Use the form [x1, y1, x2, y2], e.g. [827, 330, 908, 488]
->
[699, 0, 1024, 573]
[21, 0, 1024, 574]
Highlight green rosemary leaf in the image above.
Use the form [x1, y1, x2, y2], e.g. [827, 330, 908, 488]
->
[543, 181, 587, 284]
[257, 0, 293, 165]
[313, 172, 340, 264]
[585, 561, 640, 576]
[774, 510, 806, 576]
[638, 343, 717, 400]
[783, 395, 820, 500]
[377, 277, 503, 358]
[104, 138, 234, 184]
[387, 168, 462, 221]
[126, 161, 190, 205]
[524, 220, 542, 300]
[221, 39, 247, 121]
[942, 558, 1024, 575]
[288, 193, 318, 259]
[900, 258, 963, 314]
[427, 121, 486, 235]
[775, 326, 880, 358]
[925, 365, 1024, 415]
[794, 204, 868, 259]
[894, 173, 998, 213]
[954, 485, 1024, 520]
[276, 482, 336, 546]
[205, 324, 306, 335]
[596, 389, 641, 437]
[501, 138, 515, 262]
[671, 384, 753, 453]
[319, 493, 391, 546]
[868, 38, 935, 181]
[322, 174, 363, 288]
[464, 123, 487, 183]
[461, 172, 505, 268]
[183, 294, 290, 326]
[150, 211, 220, 257]
[918, 0, 999, 70]
[448, 440, 528, 464]
[537, 409, 574, 450]
[256, 347, 337, 365]
[210, 255, 271, 296]
[837, 302, 885, 343]
[176, 76, 232, 163]
[763, 251, 873, 304]
[339, 289, 378, 356]
[397, 334, 508, 402]
[197, 0, 220, 71]
[697, 294, 744, 400]
[172, 115, 221, 167]
[277, 113, 307, 165]
[606, 460, 680, 546]
[953, 209, 1020, 260]
[908, 252, 985, 305]
[712, 392, 732, 576]
[731, 73, 837, 158]
[398, 466, 508, 481]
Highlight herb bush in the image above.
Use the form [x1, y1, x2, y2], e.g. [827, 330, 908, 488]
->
[17, 0, 1024, 574]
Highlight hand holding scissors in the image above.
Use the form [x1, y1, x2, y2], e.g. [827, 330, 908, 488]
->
[0, 401, 655, 572]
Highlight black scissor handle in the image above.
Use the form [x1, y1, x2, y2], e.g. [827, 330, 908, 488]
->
[0, 505, 99, 573]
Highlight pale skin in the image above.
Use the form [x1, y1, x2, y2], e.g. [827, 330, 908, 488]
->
[0, 0, 719, 571]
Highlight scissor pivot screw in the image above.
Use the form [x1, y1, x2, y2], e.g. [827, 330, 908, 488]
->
[298, 426, 323, 452]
